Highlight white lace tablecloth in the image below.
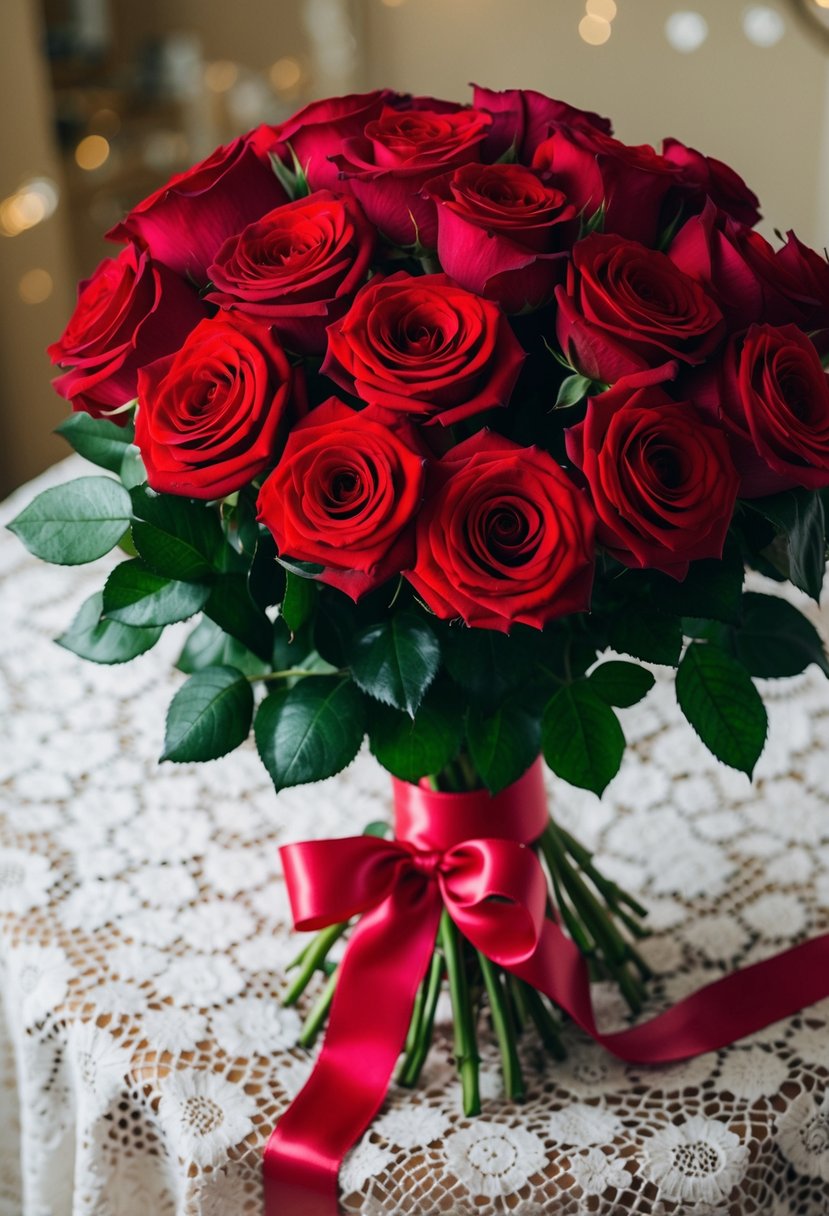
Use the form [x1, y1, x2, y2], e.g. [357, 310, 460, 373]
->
[2, 457, 829, 1216]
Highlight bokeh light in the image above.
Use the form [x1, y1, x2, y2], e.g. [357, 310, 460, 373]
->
[579, 14, 612, 44]
[18, 269, 53, 304]
[75, 135, 110, 171]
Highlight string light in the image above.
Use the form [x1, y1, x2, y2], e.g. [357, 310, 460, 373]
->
[18, 269, 53, 304]
[579, 14, 612, 43]
[75, 135, 110, 171]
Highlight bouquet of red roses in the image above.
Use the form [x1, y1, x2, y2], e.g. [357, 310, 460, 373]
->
[11, 84, 829, 1209]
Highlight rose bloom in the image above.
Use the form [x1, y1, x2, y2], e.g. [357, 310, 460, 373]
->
[266, 90, 392, 192]
[322, 271, 525, 425]
[107, 132, 287, 283]
[207, 191, 374, 355]
[135, 315, 294, 499]
[257, 397, 425, 599]
[330, 105, 492, 247]
[48, 245, 204, 421]
[565, 381, 739, 579]
[471, 83, 612, 162]
[661, 137, 761, 228]
[555, 233, 724, 384]
[426, 162, 576, 313]
[533, 127, 680, 246]
[407, 431, 595, 632]
[694, 324, 829, 496]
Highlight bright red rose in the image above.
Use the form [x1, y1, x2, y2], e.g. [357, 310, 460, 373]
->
[693, 324, 829, 496]
[48, 245, 204, 422]
[265, 90, 392, 192]
[322, 271, 525, 426]
[406, 431, 595, 632]
[532, 127, 679, 245]
[107, 133, 288, 283]
[135, 315, 294, 499]
[257, 397, 425, 599]
[555, 233, 724, 384]
[330, 106, 492, 247]
[206, 191, 374, 355]
[564, 382, 739, 578]
[471, 83, 612, 162]
[662, 138, 761, 228]
[425, 162, 576, 313]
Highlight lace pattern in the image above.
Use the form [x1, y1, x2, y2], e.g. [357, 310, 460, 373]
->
[1, 457, 829, 1215]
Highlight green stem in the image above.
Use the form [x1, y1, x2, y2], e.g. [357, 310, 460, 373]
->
[283, 922, 348, 1007]
[250, 667, 348, 683]
[298, 967, 339, 1048]
[555, 824, 649, 921]
[479, 953, 524, 1102]
[399, 947, 444, 1087]
[508, 975, 529, 1034]
[440, 912, 480, 1116]
[521, 982, 567, 1060]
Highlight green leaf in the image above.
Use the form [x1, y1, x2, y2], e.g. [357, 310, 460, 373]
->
[750, 489, 826, 602]
[102, 559, 209, 627]
[55, 414, 135, 474]
[119, 448, 147, 490]
[652, 536, 745, 624]
[130, 485, 225, 580]
[554, 373, 594, 409]
[205, 573, 273, 662]
[255, 677, 366, 791]
[608, 610, 682, 666]
[281, 571, 317, 636]
[275, 554, 325, 579]
[348, 611, 441, 716]
[369, 689, 463, 783]
[542, 683, 625, 796]
[466, 700, 540, 795]
[162, 665, 254, 762]
[57, 590, 161, 664]
[248, 534, 285, 610]
[729, 592, 829, 679]
[676, 643, 767, 776]
[443, 626, 535, 708]
[176, 616, 269, 677]
[8, 476, 130, 565]
[589, 660, 655, 707]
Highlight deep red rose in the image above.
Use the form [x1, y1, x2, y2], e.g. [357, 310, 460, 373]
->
[107, 133, 288, 283]
[330, 106, 492, 247]
[322, 271, 525, 426]
[555, 233, 724, 384]
[257, 397, 425, 599]
[661, 138, 761, 228]
[406, 431, 595, 632]
[775, 231, 829, 337]
[264, 90, 392, 192]
[693, 324, 829, 496]
[206, 191, 374, 355]
[48, 245, 204, 422]
[425, 162, 576, 313]
[135, 315, 294, 498]
[471, 84, 612, 162]
[565, 382, 739, 578]
[532, 127, 680, 246]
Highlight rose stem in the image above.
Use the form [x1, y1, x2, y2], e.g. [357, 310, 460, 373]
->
[440, 911, 480, 1116]
[399, 947, 444, 1088]
[553, 822, 650, 924]
[520, 982, 567, 1060]
[478, 953, 525, 1102]
[298, 967, 339, 1048]
[508, 974, 529, 1034]
[283, 922, 349, 1007]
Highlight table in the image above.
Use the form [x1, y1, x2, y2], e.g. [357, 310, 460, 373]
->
[2, 457, 829, 1216]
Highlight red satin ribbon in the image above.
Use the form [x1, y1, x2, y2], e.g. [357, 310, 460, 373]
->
[264, 759, 829, 1215]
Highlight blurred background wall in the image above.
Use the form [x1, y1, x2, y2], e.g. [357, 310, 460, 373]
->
[1, 0, 828, 496]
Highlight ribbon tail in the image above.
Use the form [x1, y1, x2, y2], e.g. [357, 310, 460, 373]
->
[510, 919, 829, 1064]
[264, 883, 442, 1216]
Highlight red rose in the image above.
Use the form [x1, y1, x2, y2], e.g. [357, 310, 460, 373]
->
[555, 233, 724, 384]
[406, 431, 595, 632]
[257, 397, 425, 599]
[532, 127, 680, 246]
[267, 90, 392, 192]
[775, 231, 829, 336]
[661, 138, 761, 228]
[471, 84, 612, 162]
[107, 133, 288, 283]
[322, 271, 525, 426]
[135, 315, 294, 499]
[694, 324, 829, 496]
[565, 381, 739, 578]
[206, 191, 374, 355]
[330, 106, 492, 247]
[48, 245, 204, 422]
[425, 163, 576, 313]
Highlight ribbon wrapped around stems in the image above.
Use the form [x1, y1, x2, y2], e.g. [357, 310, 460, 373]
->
[264, 759, 829, 1216]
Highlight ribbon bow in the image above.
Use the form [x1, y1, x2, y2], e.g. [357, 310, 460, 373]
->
[265, 760, 829, 1216]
